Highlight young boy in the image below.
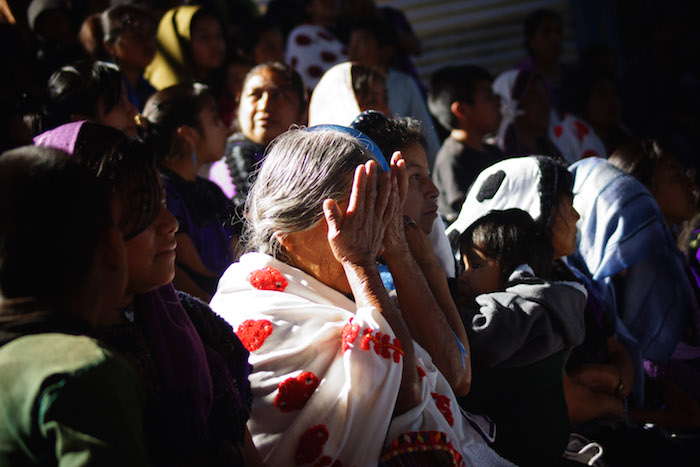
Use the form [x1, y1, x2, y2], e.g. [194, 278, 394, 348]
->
[428, 65, 503, 222]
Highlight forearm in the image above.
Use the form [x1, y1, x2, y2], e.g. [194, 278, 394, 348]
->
[384, 251, 471, 396]
[343, 261, 422, 413]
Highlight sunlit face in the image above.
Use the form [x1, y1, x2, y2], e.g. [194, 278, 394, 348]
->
[190, 15, 226, 75]
[470, 79, 501, 135]
[98, 83, 139, 137]
[238, 68, 302, 146]
[355, 79, 391, 116]
[651, 155, 697, 225]
[112, 16, 156, 70]
[124, 193, 179, 296]
[400, 142, 438, 235]
[550, 194, 580, 258]
[458, 243, 503, 302]
[191, 99, 228, 165]
[254, 28, 285, 64]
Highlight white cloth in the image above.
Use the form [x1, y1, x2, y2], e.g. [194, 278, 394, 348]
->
[550, 113, 606, 163]
[286, 24, 347, 91]
[308, 62, 360, 127]
[492, 70, 523, 152]
[210, 252, 512, 466]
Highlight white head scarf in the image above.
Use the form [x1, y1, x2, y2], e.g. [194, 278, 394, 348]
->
[492, 70, 524, 151]
[308, 62, 362, 127]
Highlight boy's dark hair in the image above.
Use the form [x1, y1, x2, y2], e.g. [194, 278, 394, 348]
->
[428, 64, 493, 130]
[350, 17, 398, 50]
[352, 111, 426, 156]
[460, 208, 554, 283]
[0, 146, 111, 304]
[43, 60, 123, 133]
[242, 61, 306, 109]
[523, 8, 562, 55]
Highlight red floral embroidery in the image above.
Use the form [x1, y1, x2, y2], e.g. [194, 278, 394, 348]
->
[340, 319, 360, 354]
[295, 34, 312, 46]
[275, 371, 320, 412]
[417, 366, 426, 380]
[574, 120, 589, 142]
[248, 267, 288, 291]
[295, 424, 329, 465]
[382, 431, 462, 466]
[307, 65, 324, 78]
[236, 319, 273, 351]
[320, 51, 337, 63]
[553, 125, 563, 138]
[431, 392, 454, 426]
[360, 329, 403, 362]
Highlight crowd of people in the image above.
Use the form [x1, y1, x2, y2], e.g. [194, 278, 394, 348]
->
[1, 0, 700, 465]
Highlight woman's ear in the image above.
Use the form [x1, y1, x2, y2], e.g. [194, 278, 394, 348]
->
[451, 101, 468, 120]
[276, 232, 294, 252]
[176, 125, 198, 146]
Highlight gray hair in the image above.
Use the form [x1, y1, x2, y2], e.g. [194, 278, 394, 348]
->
[242, 127, 371, 261]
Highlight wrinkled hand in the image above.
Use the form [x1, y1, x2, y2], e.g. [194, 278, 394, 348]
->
[382, 151, 410, 259]
[324, 160, 398, 267]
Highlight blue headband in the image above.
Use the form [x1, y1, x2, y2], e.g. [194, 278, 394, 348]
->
[305, 124, 390, 172]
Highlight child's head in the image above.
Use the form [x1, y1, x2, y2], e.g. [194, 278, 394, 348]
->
[101, 5, 157, 72]
[458, 208, 554, 300]
[237, 62, 306, 146]
[352, 112, 437, 234]
[45, 60, 139, 137]
[609, 139, 697, 225]
[348, 17, 397, 69]
[428, 64, 500, 134]
[350, 64, 391, 116]
[143, 82, 228, 166]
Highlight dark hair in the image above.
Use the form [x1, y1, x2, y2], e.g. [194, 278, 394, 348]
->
[428, 65, 493, 130]
[535, 156, 574, 227]
[236, 17, 281, 57]
[459, 208, 554, 282]
[0, 145, 111, 303]
[608, 139, 668, 188]
[350, 63, 385, 101]
[242, 62, 306, 108]
[42, 60, 124, 133]
[350, 17, 398, 50]
[523, 8, 562, 55]
[71, 122, 162, 240]
[352, 111, 426, 156]
[142, 82, 214, 163]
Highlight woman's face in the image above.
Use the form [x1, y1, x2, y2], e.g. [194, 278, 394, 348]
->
[550, 194, 580, 258]
[190, 15, 226, 75]
[192, 99, 228, 165]
[400, 142, 439, 235]
[527, 16, 562, 63]
[652, 155, 697, 225]
[124, 196, 179, 296]
[517, 77, 550, 133]
[113, 16, 156, 70]
[238, 68, 302, 146]
[97, 83, 139, 137]
[458, 243, 502, 302]
[585, 77, 621, 128]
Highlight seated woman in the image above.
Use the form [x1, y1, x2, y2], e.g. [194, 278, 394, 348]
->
[210, 126, 511, 465]
[34, 121, 258, 466]
[34, 60, 139, 137]
[208, 61, 306, 204]
[142, 83, 235, 301]
[0, 145, 149, 465]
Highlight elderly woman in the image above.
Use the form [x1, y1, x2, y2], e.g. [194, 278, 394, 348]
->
[210, 127, 511, 465]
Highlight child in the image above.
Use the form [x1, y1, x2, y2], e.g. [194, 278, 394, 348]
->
[428, 65, 504, 222]
[455, 208, 587, 466]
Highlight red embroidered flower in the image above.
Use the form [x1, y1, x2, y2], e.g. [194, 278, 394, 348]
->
[431, 392, 454, 426]
[274, 371, 320, 412]
[341, 319, 360, 354]
[295, 424, 329, 465]
[417, 366, 426, 380]
[307, 65, 324, 78]
[574, 120, 589, 142]
[360, 329, 403, 362]
[248, 267, 288, 291]
[236, 319, 273, 351]
[295, 34, 312, 46]
[553, 125, 563, 138]
[320, 51, 337, 63]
